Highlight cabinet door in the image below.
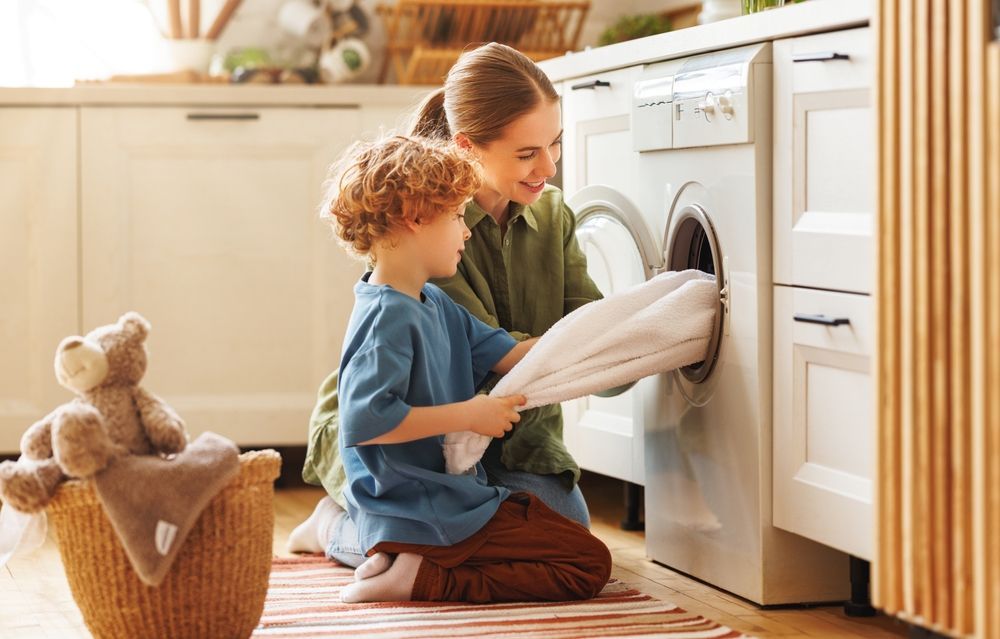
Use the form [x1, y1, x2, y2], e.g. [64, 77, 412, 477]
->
[562, 66, 641, 198]
[773, 285, 874, 559]
[80, 107, 362, 446]
[773, 27, 874, 294]
[0, 108, 79, 453]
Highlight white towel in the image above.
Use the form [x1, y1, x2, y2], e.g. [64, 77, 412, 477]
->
[443, 269, 720, 475]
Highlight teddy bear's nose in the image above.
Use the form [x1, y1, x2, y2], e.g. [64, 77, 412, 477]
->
[62, 338, 84, 351]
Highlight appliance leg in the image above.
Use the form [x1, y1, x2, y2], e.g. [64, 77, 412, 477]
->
[907, 625, 951, 638]
[620, 482, 644, 531]
[844, 555, 876, 617]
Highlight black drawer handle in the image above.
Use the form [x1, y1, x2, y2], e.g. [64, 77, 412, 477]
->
[794, 313, 851, 327]
[571, 79, 611, 90]
[186, 113, 260, 121]
[792, 52, 851, 63]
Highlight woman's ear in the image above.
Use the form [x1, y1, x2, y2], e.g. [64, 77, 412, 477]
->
[453, 133, 473, 151]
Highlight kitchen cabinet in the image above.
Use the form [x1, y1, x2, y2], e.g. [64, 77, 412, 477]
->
[773, 286, 874, 559]
[80, 106, 364, 446]
[772, 27, 876, 560]
[773, 27, 874, 294]
[0, 94, 415, 452]
[0, 108, 79, 452]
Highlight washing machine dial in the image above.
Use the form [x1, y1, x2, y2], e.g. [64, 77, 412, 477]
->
[718, 91, 735, 119]
[697, 92, 716, 121]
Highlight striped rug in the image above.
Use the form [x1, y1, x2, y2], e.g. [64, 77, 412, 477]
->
[254, 555, 754, 638]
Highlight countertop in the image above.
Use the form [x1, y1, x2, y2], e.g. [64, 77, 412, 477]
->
[538, 0, 872, 81]
[0, 83, 433, 107]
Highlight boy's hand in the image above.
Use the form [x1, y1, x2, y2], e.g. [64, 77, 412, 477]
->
[465, 395, 526, 438]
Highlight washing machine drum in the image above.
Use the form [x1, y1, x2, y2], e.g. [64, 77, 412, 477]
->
[664, 204, 725, 384]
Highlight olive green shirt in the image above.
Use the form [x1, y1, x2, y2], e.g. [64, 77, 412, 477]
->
[302, 186, 602, 507]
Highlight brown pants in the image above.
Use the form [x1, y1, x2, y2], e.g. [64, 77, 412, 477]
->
[372, 492, 612, 603]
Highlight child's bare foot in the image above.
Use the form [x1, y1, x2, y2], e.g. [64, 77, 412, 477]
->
[287, 496, 344, 554]
[340, 552, 422, 603]
[354, 551, 393, 581]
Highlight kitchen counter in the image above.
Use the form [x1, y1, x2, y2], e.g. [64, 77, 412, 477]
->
[0, 83, 433, 107]
[539, 0, 871, 81]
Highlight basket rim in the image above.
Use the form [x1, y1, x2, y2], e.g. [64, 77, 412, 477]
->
[48, 448, 281, 512]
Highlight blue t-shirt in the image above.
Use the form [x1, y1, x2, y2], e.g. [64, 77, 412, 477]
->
[338, 273, 518, 552]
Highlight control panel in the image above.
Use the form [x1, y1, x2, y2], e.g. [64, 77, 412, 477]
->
[628, 42, 771, 151]
[672, 43, 771, 148]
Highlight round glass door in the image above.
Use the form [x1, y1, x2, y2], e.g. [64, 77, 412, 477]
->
[576, 212, 649, 294]
[664, 204, 725, 384]
[570, 185, 657, 295]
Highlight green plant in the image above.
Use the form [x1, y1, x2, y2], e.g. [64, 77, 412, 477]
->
[598, 13, 672, 47]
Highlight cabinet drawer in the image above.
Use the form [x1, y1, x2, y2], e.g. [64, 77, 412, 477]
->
[563, 66, 640, 123]
[773, 285, 874, 559]
[783, 27, 872, 94]
[783, 285, 873, 356]
[773, 27, 874, 294]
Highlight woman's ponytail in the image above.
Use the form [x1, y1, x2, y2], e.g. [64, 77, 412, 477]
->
[408, 88, 450, 140]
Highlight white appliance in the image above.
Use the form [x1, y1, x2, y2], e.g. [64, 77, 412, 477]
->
[632, 43, 850, 604]
[558, 65, 647, 488]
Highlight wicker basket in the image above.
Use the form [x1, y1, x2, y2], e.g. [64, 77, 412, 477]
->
[47, 449, 281, 639]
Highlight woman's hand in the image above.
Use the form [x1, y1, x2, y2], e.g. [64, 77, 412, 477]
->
[465, 394, 526, 438]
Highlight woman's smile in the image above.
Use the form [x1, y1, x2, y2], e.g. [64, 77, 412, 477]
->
[520, 179, 546, 194]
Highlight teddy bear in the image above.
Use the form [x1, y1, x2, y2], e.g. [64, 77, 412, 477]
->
[0, 312, 188, 513]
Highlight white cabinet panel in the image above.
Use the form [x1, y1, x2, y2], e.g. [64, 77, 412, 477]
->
[0, 108, 79, 452]
[562, 66, 641, 198]
[774, 27, 874, 294]
[80, 107, 363, 446]
[773, 285, 874, 559]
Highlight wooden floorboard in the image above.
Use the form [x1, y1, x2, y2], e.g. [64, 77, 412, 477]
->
[0, 472, 909, 638]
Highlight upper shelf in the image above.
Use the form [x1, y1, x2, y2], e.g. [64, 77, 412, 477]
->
[539, 0, 871, 82]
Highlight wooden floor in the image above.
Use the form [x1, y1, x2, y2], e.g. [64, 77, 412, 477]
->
[1, 472, 910, 638]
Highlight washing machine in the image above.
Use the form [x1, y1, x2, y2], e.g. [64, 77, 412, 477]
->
[559, 64, 653, 488]
[633, 42, 850, 605]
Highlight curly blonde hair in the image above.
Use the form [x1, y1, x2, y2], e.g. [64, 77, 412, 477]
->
[320, 135, 483, 261]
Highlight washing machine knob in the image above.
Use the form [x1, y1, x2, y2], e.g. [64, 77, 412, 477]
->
[698, 92, 716, 121]
[718, 92, 735, 119]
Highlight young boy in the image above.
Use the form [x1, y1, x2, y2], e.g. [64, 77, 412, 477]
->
[311, 135, 611, 604]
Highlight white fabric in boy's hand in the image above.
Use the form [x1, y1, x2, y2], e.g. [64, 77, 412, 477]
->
[443, 269, 719, 475]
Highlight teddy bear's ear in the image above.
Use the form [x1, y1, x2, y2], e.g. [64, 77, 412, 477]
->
[119, 312, 151, 340]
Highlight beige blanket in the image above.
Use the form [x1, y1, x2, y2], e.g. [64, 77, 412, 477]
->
[94, 431, 239, 586]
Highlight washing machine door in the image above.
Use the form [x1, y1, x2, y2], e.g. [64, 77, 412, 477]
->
[570, 185, 658, 288]
[662, 196, 727, 400]
[563, 185, 657, 485]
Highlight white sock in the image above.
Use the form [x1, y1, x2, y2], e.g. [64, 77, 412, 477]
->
[287, 496, 345, 554]
[354, 552, 393, 581]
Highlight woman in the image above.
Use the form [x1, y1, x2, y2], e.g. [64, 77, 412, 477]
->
[290, 43, 603, 568]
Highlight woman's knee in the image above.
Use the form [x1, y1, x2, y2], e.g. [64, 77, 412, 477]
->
[573, 537, 612, 598]
[489, 469, 591, 528]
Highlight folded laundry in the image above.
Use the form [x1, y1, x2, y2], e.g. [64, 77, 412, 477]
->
[444, 269, 719, 475]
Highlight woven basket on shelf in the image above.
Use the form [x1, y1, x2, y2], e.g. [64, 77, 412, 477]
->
[47, 449, 281, 639]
